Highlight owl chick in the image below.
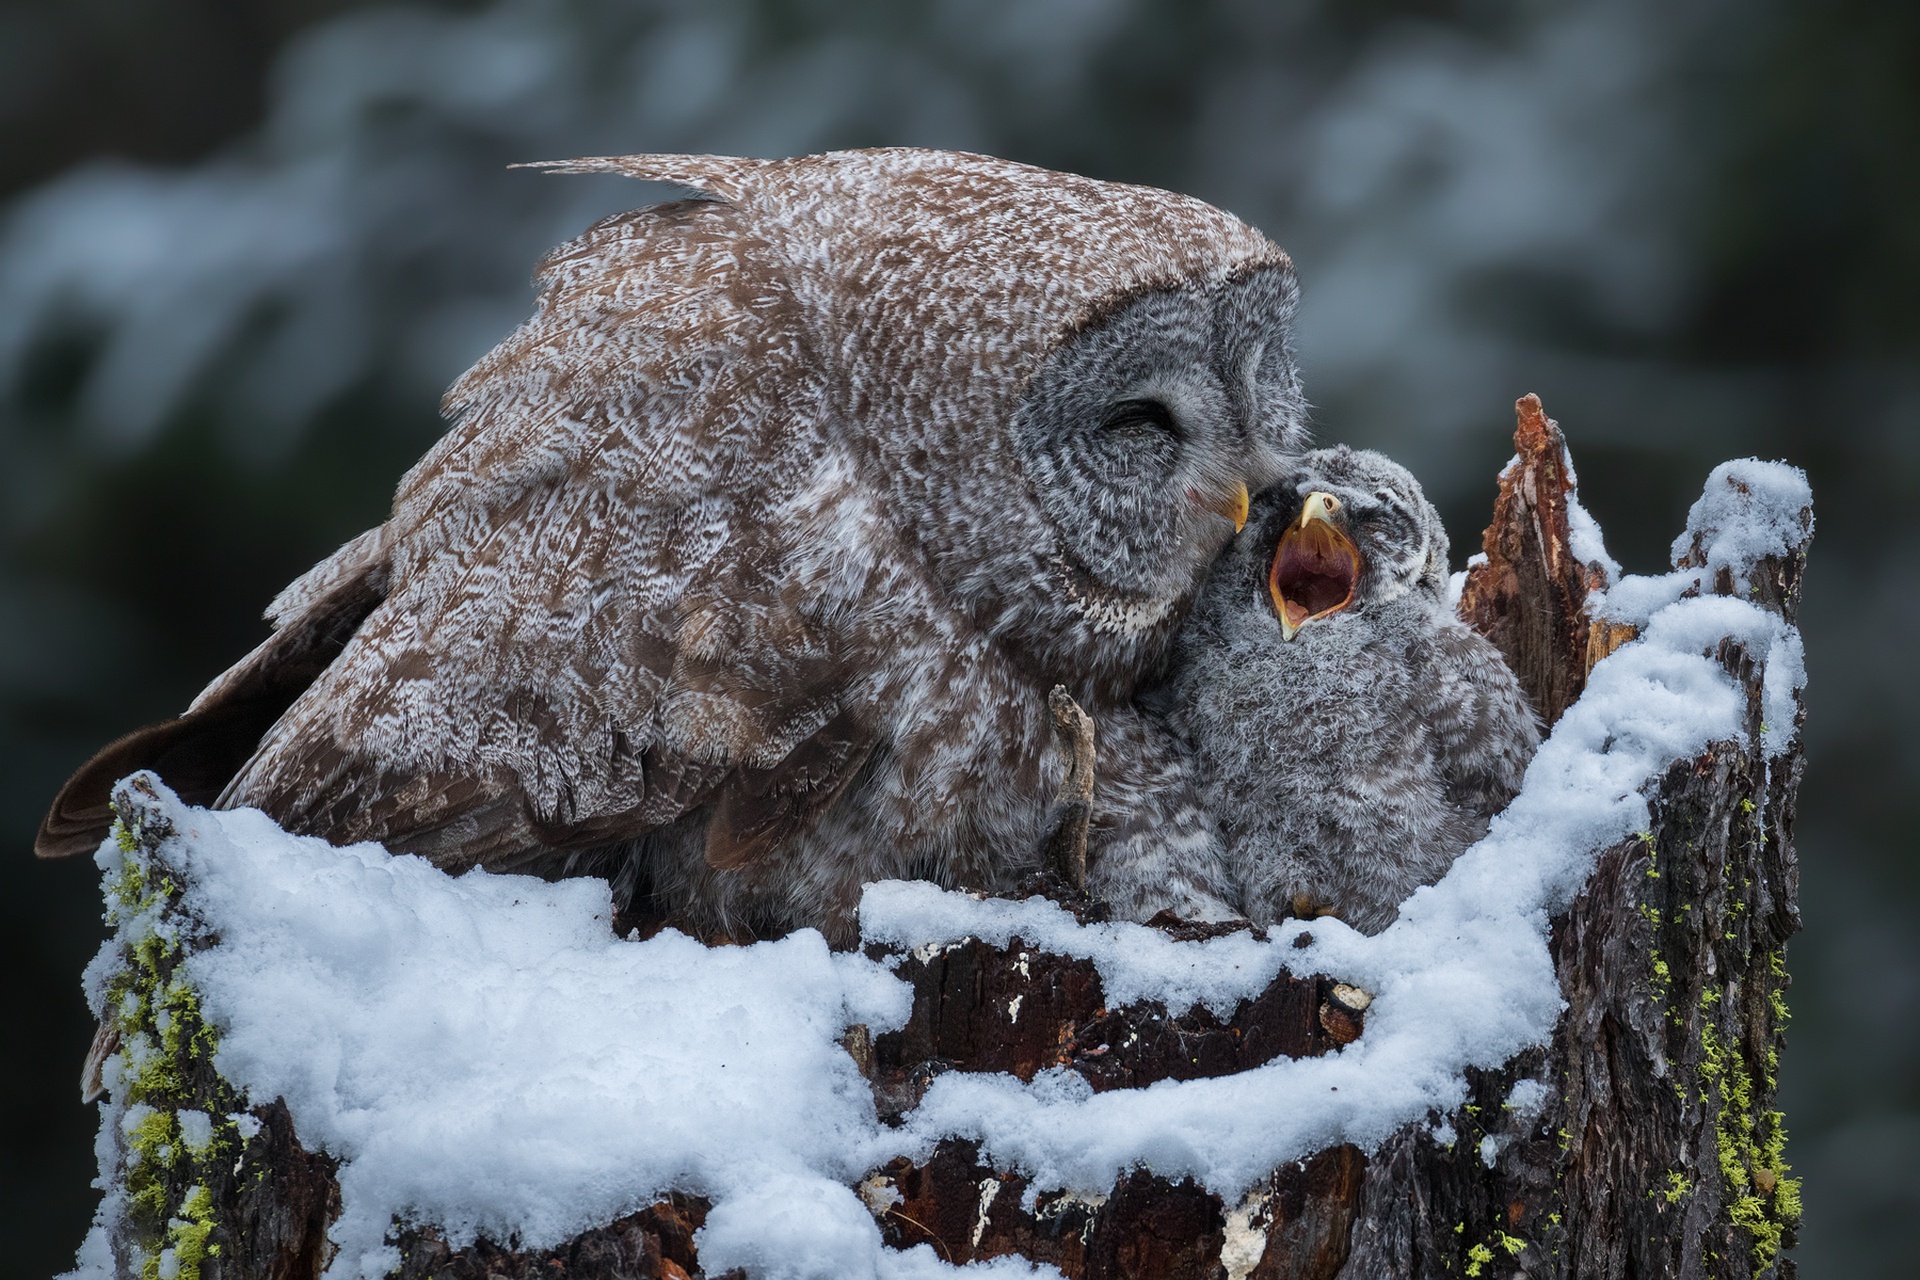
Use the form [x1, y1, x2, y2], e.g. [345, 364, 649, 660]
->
[1151, 447, 1540, 934]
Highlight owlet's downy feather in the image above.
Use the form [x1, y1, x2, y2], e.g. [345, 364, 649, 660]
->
[1152, 447, 1540, 934]
[39, 147, 1309, 944]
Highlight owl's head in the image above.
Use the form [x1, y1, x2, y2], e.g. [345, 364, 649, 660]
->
[1235, 446, 1451, 640]
[1009, 264, 1305, 655]
[524, 148, 1308, 698]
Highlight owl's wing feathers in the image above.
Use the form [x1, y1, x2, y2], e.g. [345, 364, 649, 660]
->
[1412, 622, 1542, 819]
[214, 195, 878, 870]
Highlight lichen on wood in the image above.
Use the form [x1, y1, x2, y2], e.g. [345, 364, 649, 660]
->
[85, 778, 337, 1280]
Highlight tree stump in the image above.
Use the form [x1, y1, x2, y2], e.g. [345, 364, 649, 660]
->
[70, 396, 1808, 1280]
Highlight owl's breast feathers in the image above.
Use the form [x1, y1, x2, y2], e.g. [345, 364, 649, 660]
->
[39, 149, 1294, 898]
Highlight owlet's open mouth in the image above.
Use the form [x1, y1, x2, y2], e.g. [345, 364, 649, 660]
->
[1267, 492, 1362, 639]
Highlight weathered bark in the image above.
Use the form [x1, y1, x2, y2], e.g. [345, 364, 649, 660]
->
[1335, 728, 1802, 1279]
[1458, 393, 1628, 726]
[391, 1196, 715, 1280]
[82, 396, 1807, 1280]
[859, 926, 1373, 1279]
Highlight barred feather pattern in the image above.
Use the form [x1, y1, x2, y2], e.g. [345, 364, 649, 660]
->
[198, 148, 1306, 941]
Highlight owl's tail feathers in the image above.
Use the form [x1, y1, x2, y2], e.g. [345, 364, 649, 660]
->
[703, 709, 876, 870]
[34, 698, 307, 859]
[34, 540, 387, 860]
[512, 153, 770, 204]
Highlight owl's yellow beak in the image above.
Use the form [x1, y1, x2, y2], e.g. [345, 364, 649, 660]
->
[1269, 491, 1361, 639]
[1194, 480, 1250, 533]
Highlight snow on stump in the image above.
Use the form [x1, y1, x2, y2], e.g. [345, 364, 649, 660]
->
[64, 397, 1811, 1280]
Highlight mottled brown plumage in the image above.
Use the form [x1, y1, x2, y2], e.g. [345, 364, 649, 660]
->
[42, 148, 1308, 942]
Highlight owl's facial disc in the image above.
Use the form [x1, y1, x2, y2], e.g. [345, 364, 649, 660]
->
[1268, 492, 1361, 639]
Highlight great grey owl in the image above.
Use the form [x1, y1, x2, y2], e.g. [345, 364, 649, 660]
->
[1151, 446, 1539, 935]
[38, 148, 1307, 943]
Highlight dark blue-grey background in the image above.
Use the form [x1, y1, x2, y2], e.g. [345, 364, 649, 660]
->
[4, 2, 1913, 1274]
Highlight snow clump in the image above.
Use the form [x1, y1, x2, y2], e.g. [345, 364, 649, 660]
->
[74, 793, 1036, 1280]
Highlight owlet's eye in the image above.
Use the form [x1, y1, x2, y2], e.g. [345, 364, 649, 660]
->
[1100, 399, 1179, 438]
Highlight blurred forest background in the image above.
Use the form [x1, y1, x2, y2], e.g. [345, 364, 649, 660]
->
[2, 0, 1914, 1274]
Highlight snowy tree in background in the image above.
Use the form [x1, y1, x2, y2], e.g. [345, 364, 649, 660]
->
[0, 0, 1726, 470]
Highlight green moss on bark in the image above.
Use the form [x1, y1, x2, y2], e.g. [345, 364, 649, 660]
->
[99, 811, 253, 1280]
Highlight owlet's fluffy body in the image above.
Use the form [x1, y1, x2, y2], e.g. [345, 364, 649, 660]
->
[40, 148, 1308, 944]
[1154, 447, 1540, 935]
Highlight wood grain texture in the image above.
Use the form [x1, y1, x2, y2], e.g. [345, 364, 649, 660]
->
[1458, 393, 1614, 727]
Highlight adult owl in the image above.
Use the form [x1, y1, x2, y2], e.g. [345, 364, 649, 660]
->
[38, 148, 1306, 943]
[1150, 447, 1539, 934]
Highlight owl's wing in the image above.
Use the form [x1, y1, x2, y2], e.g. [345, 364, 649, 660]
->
[95, 194, 872, 871]
[1413, 622, 1542, 819]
